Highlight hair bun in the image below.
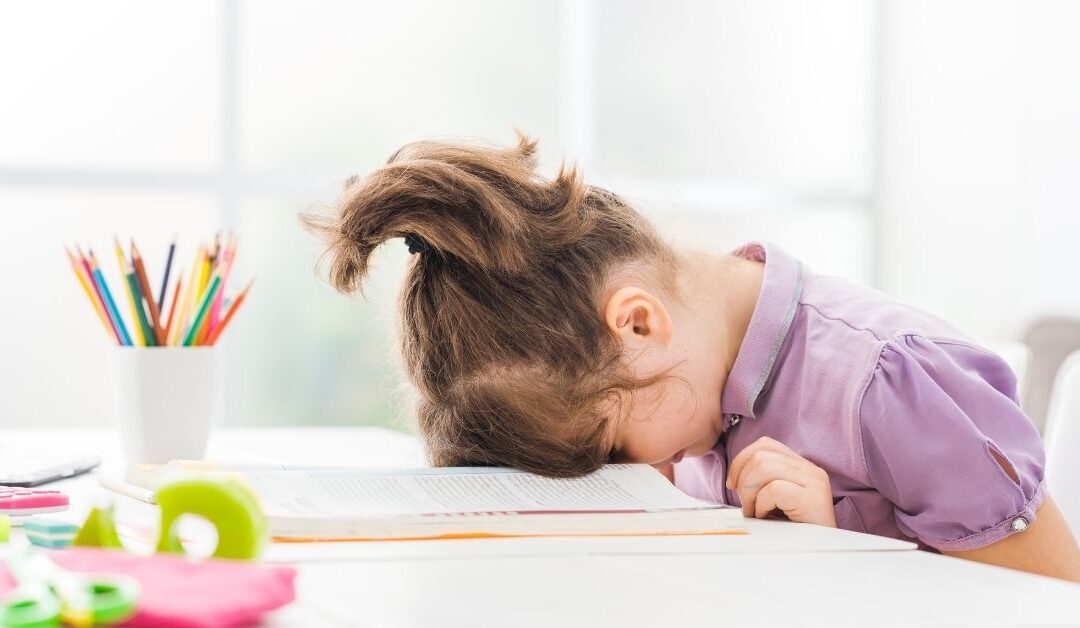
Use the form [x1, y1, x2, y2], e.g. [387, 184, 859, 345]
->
[303, 130, 591, 289]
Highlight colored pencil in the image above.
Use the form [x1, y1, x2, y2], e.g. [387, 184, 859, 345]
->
[125, 265, 156, 346]
[192, 264, 221, 345]
[196, 249, 211, 307]
[163, 274, 183, 340]
[207, 234, 237, 336]
[209, 232, 220, 269]
[170, 246, 203, 346]
[182, 274, 222, 346]
[158, 235, 176, 308]
[114, 238, 146, 346]
[88, 249, 133, 346]
[77, 246, 123, 344]
[65, 246, 114, 340]
[206, 278, 253, 345]
[66, 235, 251, 349]
[190, 244, 210, 339]
[131, 240, 164, 345]
[167, 263, 189, 346]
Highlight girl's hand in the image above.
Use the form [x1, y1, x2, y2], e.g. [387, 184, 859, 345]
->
[725, 436, 836, 527]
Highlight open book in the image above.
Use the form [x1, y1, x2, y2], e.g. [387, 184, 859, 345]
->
[242, 464, 745, 541]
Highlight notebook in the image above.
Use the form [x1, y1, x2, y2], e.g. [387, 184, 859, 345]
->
[241, 464, 746, 541]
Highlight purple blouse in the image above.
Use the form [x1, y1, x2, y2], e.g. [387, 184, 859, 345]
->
[673, 242, 1046, 552]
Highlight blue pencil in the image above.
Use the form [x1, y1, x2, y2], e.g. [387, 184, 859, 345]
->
[88, 250, 133, 346]
[158, 236, 175, 308]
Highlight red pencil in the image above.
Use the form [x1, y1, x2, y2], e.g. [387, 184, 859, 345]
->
[205, 278, 254, 345]
[76, 245, 123, 344]
[163, 275, 184, 341]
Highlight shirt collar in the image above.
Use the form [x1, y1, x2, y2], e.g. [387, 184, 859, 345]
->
[720, 241, 804, 420]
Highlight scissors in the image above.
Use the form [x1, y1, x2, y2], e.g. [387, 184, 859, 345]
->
[1, 545, 139, 627]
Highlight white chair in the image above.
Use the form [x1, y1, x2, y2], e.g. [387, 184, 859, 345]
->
[1021, 317, 1080, 434]
[1043, 349, 1080, 536]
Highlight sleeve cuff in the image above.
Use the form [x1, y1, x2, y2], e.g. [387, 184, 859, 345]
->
[917, 479, 1047, 552]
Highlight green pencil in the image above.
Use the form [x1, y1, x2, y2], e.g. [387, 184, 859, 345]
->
[182, 274, 222, 346]
[125, 269, 156, 347]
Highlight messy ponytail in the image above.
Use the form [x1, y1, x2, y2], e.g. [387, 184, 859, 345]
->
[303, 132, 675, 477]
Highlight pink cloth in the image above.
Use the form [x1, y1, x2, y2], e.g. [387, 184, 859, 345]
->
[0, 547, 296, 627]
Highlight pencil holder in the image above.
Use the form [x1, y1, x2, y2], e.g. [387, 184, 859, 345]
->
[114, 347, 219, 465]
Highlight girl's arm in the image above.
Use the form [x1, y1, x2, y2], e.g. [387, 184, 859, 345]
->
[943, 496, 1080, 583]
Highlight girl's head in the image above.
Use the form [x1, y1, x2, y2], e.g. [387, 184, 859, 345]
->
[305, 133, 734, 476]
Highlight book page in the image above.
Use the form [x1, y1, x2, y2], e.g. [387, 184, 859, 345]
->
[245, 465, 716, 517]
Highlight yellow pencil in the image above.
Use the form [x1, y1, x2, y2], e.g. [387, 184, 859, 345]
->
[114, 237, 145, 346]
[196, 246, 211, 305]
[65, 246, 114, 340]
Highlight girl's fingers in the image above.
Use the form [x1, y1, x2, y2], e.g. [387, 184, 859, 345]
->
[739, 449, 822, 489]
[738, 451, 804, 489]
[726, 436, 801, 490]
[753, 480, 803, 519]
[735, 453, 804, 516]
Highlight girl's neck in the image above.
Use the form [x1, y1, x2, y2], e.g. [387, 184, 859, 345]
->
[677, 251, 764, 376]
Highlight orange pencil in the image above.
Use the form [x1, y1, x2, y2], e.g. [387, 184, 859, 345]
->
[205, 278, 254, 345]
[131, 240, 164, 345]
[163, 274, 183, 340]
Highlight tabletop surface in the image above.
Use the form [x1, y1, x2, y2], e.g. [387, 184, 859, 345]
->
[3, 427, 1079, 627]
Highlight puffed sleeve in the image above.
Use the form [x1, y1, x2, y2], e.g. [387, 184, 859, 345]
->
[859, 334, 1046, 552]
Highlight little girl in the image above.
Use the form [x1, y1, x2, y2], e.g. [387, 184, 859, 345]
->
[305, 133, 1080, 581]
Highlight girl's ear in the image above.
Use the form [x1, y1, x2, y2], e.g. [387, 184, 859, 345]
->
[603, 286, 674, 348]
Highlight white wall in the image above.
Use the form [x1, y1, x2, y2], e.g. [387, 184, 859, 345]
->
[879, 0, 1080, 341]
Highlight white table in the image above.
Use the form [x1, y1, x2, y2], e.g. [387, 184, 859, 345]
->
[4, 428, 1080, 627]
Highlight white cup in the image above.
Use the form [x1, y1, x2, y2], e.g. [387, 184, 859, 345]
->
[114, 347, 219, 465]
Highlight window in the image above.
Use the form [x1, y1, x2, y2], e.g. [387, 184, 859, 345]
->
[0, 1, 877, 429]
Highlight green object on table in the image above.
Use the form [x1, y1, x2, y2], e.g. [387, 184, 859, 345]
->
[73, 506, 123, 549]
[0, 547, 139, 628]
[155, 477, 265, 560]
[0, 515, 9, 543]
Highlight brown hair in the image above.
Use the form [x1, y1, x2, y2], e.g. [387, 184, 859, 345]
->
[303, 132, 676, 477]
